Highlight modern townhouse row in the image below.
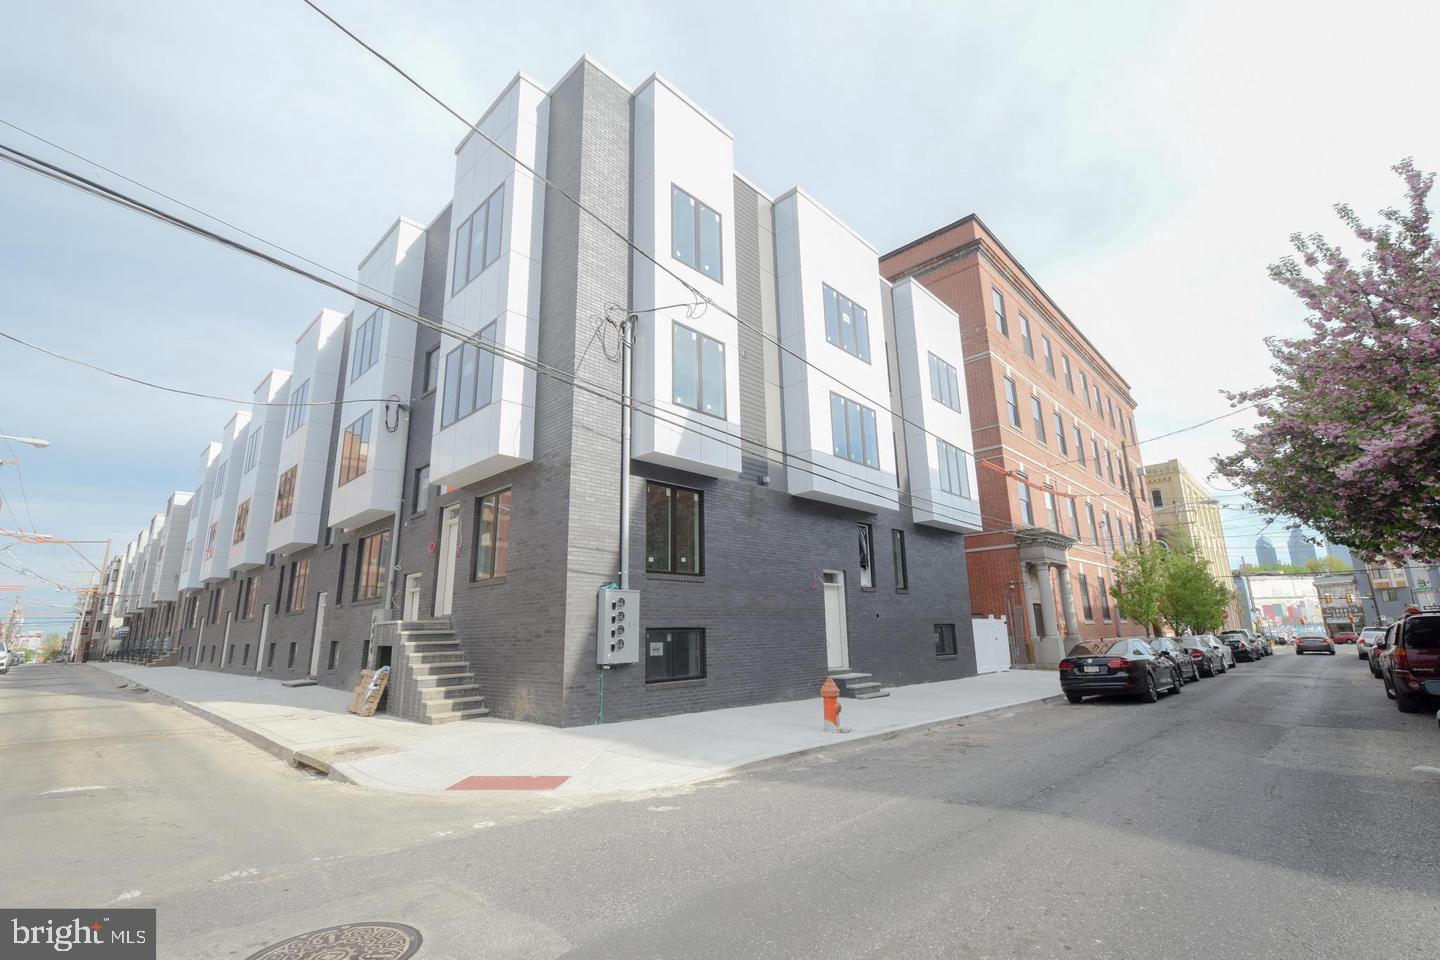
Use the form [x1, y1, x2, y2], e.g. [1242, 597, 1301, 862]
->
[91, 57, 1151, 722]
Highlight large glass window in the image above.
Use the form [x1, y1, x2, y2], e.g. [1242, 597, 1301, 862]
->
[440, 323, 498, 428]
[1045, 491, 1058, 530]
[337, 412, 372, 486]
[1106, 449, 1116, 484]
[671, 322, 727, 418]
[934, 623, 957, 657]
[285, 379, 310, 435]
[1003, 377, 1020, 428]
[645, 627, 705, 683]
[273, 466, 297, 522]
[353, 530, 390, 601]
[1062, 354, 1074, 393]
[1091, 439, 1102, 477]
[937, 439, 969, 497]
[412, 465, 431, 514]
[453, 184, 506, 293]
[242, 430, 261, 474]
[829, 393, 880, 468]
[1055, 413, 1068, 455]
[1017, 475, 1034, 525]
[287, 558, 309, 614]
[670, 185, 722, 282]
[1068, 498, 1081, 539]
[1074, 426, 1085, 465]
[1079, 573, 1094, 620]
[1099, 576, 1112, 620]
[1081, 371, 1091, 408]
[232, 499, 251, 545]
[1031, 396, 1046, 442]
[1087, 503, 1099, 544]
[1019, 314, 1034, 357]
[1042, 336, 1055, 376]
[473, 489, 512, 581]
[992, 287, 1008, 336]
[822, 284, 871, 362]
[1151, 489, 1163, 508]
[928, 352, 962, 411]
[350, 310, 383, 382]
[645, 482, 702, 576]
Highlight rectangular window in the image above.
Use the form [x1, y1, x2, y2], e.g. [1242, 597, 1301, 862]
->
[992, 287, 1008, 336]
[1079, 573, 1094, 620]
[1106, 395, 1116, 426]
[287, 559, 309, 614]
[212, 586, 226, 625]
[934, 623, 958, 657]
[1045, 490, 1058, 530]
[1019, 313, 1034, 357]
[214, 461, 227, 498]
[892, 530, 908, 590]
[232, 499, 251, 545]
[858, 524, 874, 589]
[287, 642, 296, 669]
[829, 392, 880, 468]
[273, 466, 298, 522]
[1099, 576, 1112, 620]
[336, 543, 348, 602]
[671, 321, 727, 417]
[1062, 354, 1073, 393]
[1094, 384, 1103, 412]
[1081, 371, 1091, 408]
[242, 430, 261, 474]
[453, 185, 506, 293]
[205, 521, 220, 559]
[473, 490, 511, 581]
[328, 640, 339, 670]
[670, 185, 722, 282]
[285, 379, 310, 436]
[1055, 413, 1068, 455]
[1087, 503, 1099, 544]
[1017, 475, 1034, 525]
[1151, 489, 1163, 508]
[337, 412, 372, 486]
[1091, 439, 1102, 477]
[1074, 426, 1085, 465]
[822, 283, 871, 363]
[423, 346, 439, 393]
[227, 645, 235, 665]
[1003, 377, 1021, 428]
[352, 531, 390, 601]
[412, 465, 431, 514]
[645, 627, 705, 683]
[243, 576, 259, 620]
[1031, 396, 1046, 443]
[936, 439, 969, 497]
[1106, 450, 1116, 485]
[440, 323, 498, 427]
[1102, 511, 1114, 550]
[1042, 335, 1054, 376]
[645, 483, 702, 576]
[350, 310, 383, 382]
[1068, 498, 1081, 539]
[928, 352, 962, 412]
[266, 643, 275, 668]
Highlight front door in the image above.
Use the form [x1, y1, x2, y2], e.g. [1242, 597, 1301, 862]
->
[822, 570, 850, 670]
[403, 573, 422, 621]
[435, 505, 460, 618]
[307, 592, 328, 678]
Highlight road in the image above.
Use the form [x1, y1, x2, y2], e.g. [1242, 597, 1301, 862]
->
[2, 651, 1437, 959]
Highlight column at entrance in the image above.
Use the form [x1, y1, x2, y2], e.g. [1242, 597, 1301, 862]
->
[1057, 565, 1082, 643]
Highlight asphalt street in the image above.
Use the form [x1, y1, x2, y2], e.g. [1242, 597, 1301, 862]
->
[2, 651, 1437, 960]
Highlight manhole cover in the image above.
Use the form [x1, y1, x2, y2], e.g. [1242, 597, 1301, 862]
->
[244, 922, 422, 959]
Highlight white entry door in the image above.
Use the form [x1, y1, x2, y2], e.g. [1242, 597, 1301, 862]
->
[822, 570, 850, 670]
[435, 505, 460, 618]
[403, 573, 422, 621]
[308, 592, 328, 678]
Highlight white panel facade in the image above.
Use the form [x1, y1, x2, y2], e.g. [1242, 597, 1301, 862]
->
[429, 75, 548, 491]
[201, 413, 251, 583]
[126, 528, 151, 615]
[773, 189, 899, 511]
[891, 278, 982, 532]
[268, 310, 345, 556]
[228, 369, 291, 572]
[328, 220, 425, 530]
[629, 75, 743, 477]
[154, 491, 193, 603]
[137, 512, 165, 608]
[111, 541, 136, 621]
[179, 442, 222, 592]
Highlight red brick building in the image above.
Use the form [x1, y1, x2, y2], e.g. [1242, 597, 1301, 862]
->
[881, 217, 1152, 664]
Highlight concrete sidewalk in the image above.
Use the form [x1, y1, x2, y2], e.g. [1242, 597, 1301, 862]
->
[89, 662, 1059, 797]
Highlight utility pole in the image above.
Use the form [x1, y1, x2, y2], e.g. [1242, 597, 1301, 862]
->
[617, 312, 635, 592]
[77, 538, 110, 663]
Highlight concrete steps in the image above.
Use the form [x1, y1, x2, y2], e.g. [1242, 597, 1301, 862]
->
[395, 622, 488, 725]
[832, 671, 891, 700]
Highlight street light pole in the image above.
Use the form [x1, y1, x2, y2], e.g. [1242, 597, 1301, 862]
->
[0, 434, 51, 448]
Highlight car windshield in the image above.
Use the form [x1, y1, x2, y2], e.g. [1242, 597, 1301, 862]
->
[1298, 635, 1326, 641]
[1066, 638, 1129, 657]
[1404, 617, 1440, 649]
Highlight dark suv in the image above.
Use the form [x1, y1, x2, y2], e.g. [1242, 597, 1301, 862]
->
[1378, 610, 1440, 713]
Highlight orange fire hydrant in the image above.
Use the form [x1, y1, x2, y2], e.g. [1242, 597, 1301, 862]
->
[821, 676, 848, 733]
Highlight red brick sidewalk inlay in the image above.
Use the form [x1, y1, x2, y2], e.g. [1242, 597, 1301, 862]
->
[448, 775, 570, 791]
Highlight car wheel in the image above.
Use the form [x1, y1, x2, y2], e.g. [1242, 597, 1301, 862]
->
[1065, 691, 1084, 704]
[1383, 675, 1398, 700]
[1328, 650, 1335, 656]
[1370, 665, 1382, 679]
[1395, 686, 1423, 714]
[1141, 672, 1159, 703]
[1171, 669, 1184, 694]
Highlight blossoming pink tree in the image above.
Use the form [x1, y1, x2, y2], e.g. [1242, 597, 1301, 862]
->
[1215, 160, 1440, 563]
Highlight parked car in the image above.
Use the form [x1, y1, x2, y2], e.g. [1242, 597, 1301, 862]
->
[1269, 632, 1289, 646]
[1377, 610, 1440, 713]
[1176, 633, 1226, 677]
[1201, 634, 1235, 671]
[1221, 633, 1261, 662]
[1357, 627, 1386, 661]
[1368, 628, 1393, 678]
[1294, 633, 1335, 655]
[0, 640, 9, 674]
[1331, 631, 1358, 645]
[1221, 629, 1270, 658]
[1148, 636, 1201, 684]
[1058, 638, 1183, 704]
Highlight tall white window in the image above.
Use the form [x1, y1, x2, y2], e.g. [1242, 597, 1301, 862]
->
[440, 323, 497, 428]
[937, 439, 969, 497]
[1031, 396, 1047, 442]
[829, 393, 880, 468]
[928, 352, 962, 412]
[1054, 413, 1068, 455]
[822, 284, 871, 362]
[1042, 336, 1055, 376]
[350, 310, 383, 382]
[285, 379, 310, 436]
[1062, 354, 1074, 393]
[452, 184, 506, 293]
[1003, 377, 1020, 427]
[670, 185, 722, 283]
[1020, 314, 1034, 357]
[337, 412, 372, 486]
[242, 430, 261, 474]
[1068, 498, 1081, 539]
[671, 322, 727, 418]
[992, 288, 1008, 336]
[1016, 474, 1034, 525]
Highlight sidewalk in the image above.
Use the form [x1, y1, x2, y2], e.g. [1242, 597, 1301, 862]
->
[89, 662, 1059, 797]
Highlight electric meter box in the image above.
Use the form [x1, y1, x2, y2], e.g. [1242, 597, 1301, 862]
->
[597, 587, 641, 665]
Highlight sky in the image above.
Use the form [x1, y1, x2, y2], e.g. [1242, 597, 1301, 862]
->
[2, 0, 1435, 628]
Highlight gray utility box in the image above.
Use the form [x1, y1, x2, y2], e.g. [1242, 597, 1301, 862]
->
[596, 588, 641, 665]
